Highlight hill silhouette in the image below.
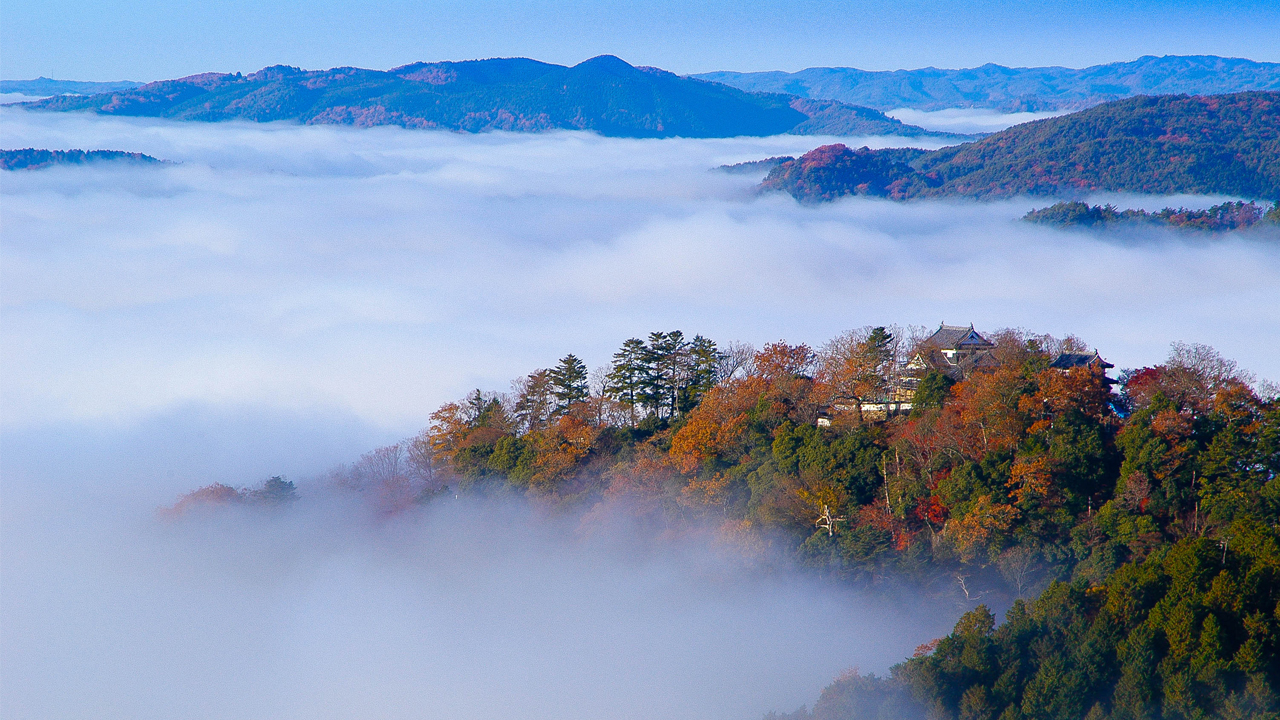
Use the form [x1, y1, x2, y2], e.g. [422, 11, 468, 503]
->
[0, 77, 144, 96]
[15, 56, 956, 139]
[695, 55, 1280, 112]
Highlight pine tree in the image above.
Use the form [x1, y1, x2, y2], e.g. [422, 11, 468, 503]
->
[679, 334, 722, 413]
[644, 330, 688, 418]
[547, 354, 589, 414]
[605, 338, 647, 426]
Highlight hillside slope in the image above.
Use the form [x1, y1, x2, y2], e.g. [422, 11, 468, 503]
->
[760, 92, 1280, 201]
[695, 55, 1280, 112]
[13, 56, 955, 139]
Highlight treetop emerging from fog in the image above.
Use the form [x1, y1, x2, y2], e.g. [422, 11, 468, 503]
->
[171, 321, 1280, 719]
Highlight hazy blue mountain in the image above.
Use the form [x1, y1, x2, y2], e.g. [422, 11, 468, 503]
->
[694, 55, 1280, 111]
[11, 56, 964, 139]
[0, 77, 145, 96]
[759, 91, 1280, 201]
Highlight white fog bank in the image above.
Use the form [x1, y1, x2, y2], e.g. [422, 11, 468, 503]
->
[3, 109, 1276, 436]
[886, 107, 1068, 134]
[1, 472, 956, 720]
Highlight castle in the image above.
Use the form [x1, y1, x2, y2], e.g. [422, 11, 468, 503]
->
[818, 323, 1114, 425]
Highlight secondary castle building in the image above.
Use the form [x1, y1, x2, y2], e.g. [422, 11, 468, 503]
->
[817, 323, 1115, 425]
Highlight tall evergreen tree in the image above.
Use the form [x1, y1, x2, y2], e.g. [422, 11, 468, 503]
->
[679, 334, 723, 413]
[605, 338, 648, 426]
[547, 354, 589, 414]
[640, 332, 672, 418]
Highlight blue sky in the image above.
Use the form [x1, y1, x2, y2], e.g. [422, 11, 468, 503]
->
[2, 0, 1277, 80]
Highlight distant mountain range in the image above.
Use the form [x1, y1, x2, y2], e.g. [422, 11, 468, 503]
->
[0, 148, 163, 171]
[694, 55, 1280, 112]
[8, 56, 959, 140]
[0, 77, 144, 96]
[759, 91, 1280, 201]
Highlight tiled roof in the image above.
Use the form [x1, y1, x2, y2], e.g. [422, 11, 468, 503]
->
[1049, 351, 1114, 370]
[959, 351, 1000, 374]
[922, 323, 994, 351]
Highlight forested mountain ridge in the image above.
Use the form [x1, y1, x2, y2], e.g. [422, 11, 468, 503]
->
[171, 323, 1280, 719]
[760, 92, 1280, 201]
[10, 56, 959, 139]
[694, 55, 1280, 112]
[0, 148, 163, 170]
[1025, 200, 1280, 231]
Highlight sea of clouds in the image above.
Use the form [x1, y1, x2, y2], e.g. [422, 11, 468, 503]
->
[5, 479, 956, 720]
[885, 107, 1068, 134]
[2, 108, 1278, 719]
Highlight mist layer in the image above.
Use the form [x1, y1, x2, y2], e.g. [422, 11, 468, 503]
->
[2, 473, 958, 720]
[3, 109, 1276, 438]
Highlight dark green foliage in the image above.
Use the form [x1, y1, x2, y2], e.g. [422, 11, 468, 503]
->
[548, 354, 589, 412]
[1024, 201, 1130, 227]
[605, 331, 721, 420]
[642, 331, 689, 418]
[1, 148, 163, 170]
[680, 335, 723, 413]
[762, 92, 1280, 201]
[772, 422, 885, 505]
[1197, 401, 1280, 526]
[18, 56, 942, 139]
[911, 371, 955, 414]
[605, 338, 648, 426]
[252, 476, 298, 504]
[872, 523, 1280, 720]
[1026, 200, 1275, 231]
[939, 453, 1014, 515]
[1042, 408, 1119, 506]
[913, 92, 1280, 199]
[719, 156, 795, 175]
[464, 389, 503, 425]
[488, 435, 537, 483]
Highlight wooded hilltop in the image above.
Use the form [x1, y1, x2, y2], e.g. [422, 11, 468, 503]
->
[175, 323, 1280, 720]
[759, 92, 1280, 202]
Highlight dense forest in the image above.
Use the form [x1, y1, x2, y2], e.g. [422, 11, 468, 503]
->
[174, 323, 1280, 719]
[1024, 200, 1280, 231]
[0, 148, 162, 171]
[12, 56, 954, 139]
[760, 92, 1280, 202]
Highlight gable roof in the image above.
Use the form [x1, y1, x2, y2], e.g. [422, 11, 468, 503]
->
[1049, 351, 1114, 370]
[921, 323, 994, 351]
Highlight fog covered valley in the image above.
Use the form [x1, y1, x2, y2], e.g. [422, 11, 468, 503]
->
[3, 107, 1280, 719]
